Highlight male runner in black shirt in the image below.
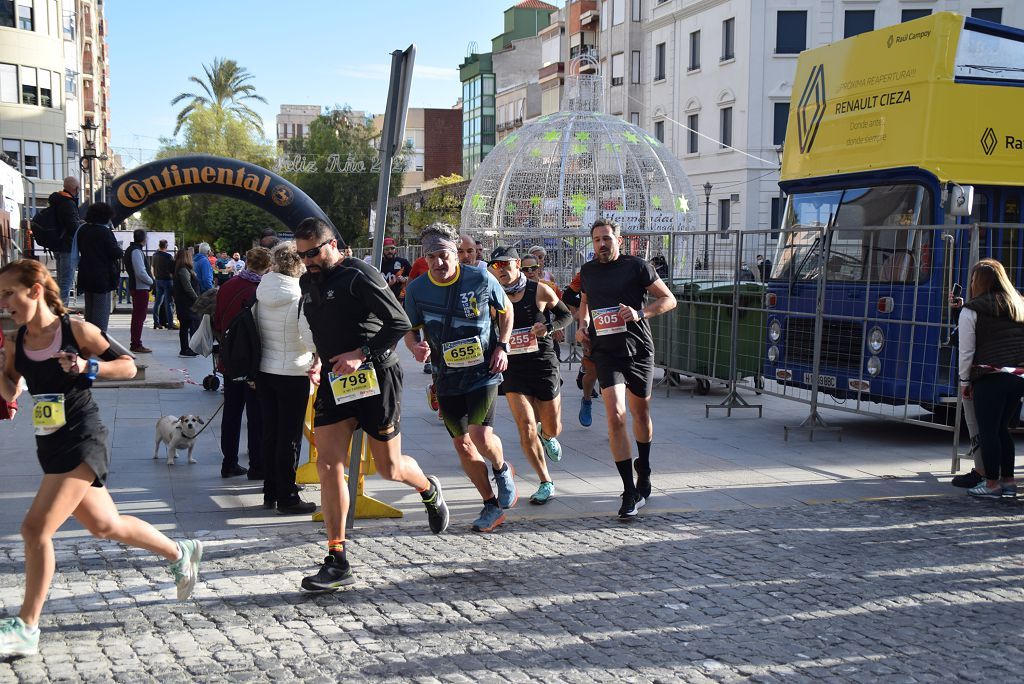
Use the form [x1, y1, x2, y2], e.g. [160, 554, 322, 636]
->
[294, 218, 449, 591]
[576, 219, 677, 520]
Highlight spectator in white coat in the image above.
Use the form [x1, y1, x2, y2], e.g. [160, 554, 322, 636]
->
[255, 242, 317, 514]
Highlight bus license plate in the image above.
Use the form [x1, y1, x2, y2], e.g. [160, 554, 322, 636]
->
[802, 373, 837, 389]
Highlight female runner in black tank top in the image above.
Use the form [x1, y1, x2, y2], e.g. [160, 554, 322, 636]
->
[0, 259, 203, 658]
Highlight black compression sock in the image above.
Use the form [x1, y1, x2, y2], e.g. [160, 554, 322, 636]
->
[419, 481, 437, 501]
[616, 459, 636, 494]
[492, 462, 508, 476]
[635, 442, 651, 476]
[483, 496, 499, 508]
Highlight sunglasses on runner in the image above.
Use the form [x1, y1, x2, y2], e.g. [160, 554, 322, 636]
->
[298, 240, 332, 259]
[522, 265, 540, 272]
[488, 261, 515, 270]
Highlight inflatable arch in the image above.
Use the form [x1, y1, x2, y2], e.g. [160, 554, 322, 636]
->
[108, 154, 336, 233]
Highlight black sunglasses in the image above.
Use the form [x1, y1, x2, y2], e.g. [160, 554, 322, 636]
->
[298, 240, 332, 259]
[522, 265, 541, 272]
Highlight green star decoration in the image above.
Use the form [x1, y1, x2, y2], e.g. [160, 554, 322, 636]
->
[676, 196, 690, 212]
[570, 193, 589, 216]
[644, 135, 660, 146]
[543, 130, 562, 142]
[623, 132, 641, 144]
[603, 143, 622, 153]
[503, 134, 519, 147]
[505, 202, 517, 215]
[572, 143, 588, 155]
[575, 131, 591, 142]
[472, 194, 486, 212]
[652, 196, 662, 210]
[530, 195, 542, 207]
[529, 148, 542, 158]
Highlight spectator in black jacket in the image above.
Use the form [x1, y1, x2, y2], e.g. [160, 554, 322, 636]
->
[151, 240, 177, 330]
[75, 202, 122, 332]
[48, 176, 83, 307]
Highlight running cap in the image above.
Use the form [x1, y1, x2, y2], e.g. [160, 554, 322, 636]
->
[488, 246, 520, 263]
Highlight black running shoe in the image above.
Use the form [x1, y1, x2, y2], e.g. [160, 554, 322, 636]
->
[636, 474, 652, 502]
[952, 469, 984, 488]
[422, 475, 450, 534]
[617, 492, 645, 521]
[300, 556, 354, 592]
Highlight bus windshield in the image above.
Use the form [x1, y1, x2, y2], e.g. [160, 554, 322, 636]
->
[770, 184, 931, 282]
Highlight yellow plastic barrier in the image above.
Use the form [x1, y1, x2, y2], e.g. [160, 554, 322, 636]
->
[297, 386, 402, 522]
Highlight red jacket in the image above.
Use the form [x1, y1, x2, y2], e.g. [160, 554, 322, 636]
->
[212, 274, 259, 372]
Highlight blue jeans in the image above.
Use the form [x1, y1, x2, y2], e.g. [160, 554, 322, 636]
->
[54, 252, 74, 306]
[82, 291, 112, 332]
[153, 279, 174, 327]
[116, 277, 129, 304]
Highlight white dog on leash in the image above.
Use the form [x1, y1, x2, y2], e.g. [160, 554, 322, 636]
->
[154, 415, 204, 465]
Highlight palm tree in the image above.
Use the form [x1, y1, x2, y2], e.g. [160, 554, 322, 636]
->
[170, 58, 268, 136]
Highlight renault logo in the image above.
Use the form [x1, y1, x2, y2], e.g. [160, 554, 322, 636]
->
[981, 127, 998, 156]
[797, 64, 827, 154]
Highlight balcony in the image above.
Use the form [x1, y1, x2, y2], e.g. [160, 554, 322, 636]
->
[538, 61, 565, 86]
[579, 9, 599, 25]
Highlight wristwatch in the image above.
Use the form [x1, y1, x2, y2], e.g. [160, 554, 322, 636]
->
[497, 341, 510, 353]
[85, 358, 100, 381]
[636, 308, 646, 320]
[360, 345, 373, 362]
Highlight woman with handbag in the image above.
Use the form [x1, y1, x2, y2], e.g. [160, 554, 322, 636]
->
[958, 258, 1024, 499]
[172, 247, 200, 358]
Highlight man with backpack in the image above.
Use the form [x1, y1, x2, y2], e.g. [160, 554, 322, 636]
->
[33, 176, 82, 306]
[124, 229, 154, 353]
[212, 247, 272, 480]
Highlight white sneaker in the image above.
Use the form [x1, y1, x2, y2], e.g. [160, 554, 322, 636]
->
[0, 617, 39, 657]
[168, 539, 203, 600]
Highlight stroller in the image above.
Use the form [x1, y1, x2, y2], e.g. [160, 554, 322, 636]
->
[190, 288, 222, 391]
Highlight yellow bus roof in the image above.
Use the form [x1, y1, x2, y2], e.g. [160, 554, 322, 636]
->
[782, 11, 1024, 187]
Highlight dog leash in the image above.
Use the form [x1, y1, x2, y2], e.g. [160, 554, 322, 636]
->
[192, 400, 225, 438]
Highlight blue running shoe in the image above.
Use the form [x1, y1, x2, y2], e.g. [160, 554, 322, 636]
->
[538, 423, 562, 462]
[529, 481, 555, 505]
[471, 501, 506, 532]
[579, 399, 592, 427]
[493, 463, 518, 508]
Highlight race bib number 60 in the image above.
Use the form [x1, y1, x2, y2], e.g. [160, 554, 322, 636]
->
[593, 306, 627, 336]
[32, 393, 67, 436]
[508, 327, 539, 355]
[442, 336, 484, 367]
[328, 364, 381, 405]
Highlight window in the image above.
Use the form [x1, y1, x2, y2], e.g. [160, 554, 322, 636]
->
[50, 70, 59, 107]
[971, 8, 1003, 24]
[20, 66, 37, 105]
[776, 11, 807, 54]
[0, 63, 16, 103]
[2, 139, 19, 169]
[718, 199, 731, 232]
[65, 68, 76, 95]
[23, 141, 39, 178]
[54, 143, 62, 176]
[773, 102, 789, 146]
[654, 120, 664, 143]
[687, 113, 698, 153]
[631, 50, 641, 83]
[689, 30, 700, 71]
[629, 112, 640, 125]
[771, 196, 782, 239]
[0, 0, 13, 28]
[720, 106, 732, 148]
[613, 0, 624, 26]
[844, 10, 874, 38]
[611, 52, 624, 86]
[38, 69, 51, 108]
[541, 35, 559, 66]
[16, 0, 31, 30]
[722, 18, 735, 60]
[631, 0, 641, 22]
[901, 9, 930, 22]
[655, 42, 666, 80]
[40, 142, 53, 180]
[62, 8, 74, 38]
[601, 0, 608, 31]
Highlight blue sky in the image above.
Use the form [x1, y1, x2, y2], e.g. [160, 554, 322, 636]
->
[107, 0, 531, 168]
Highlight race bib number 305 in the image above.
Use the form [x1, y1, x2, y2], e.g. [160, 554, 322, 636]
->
[32, 393, 66, 436]
[508, 327, 539, 355]
[442, 336, 484, 367]
[328, 365, 381, 405]
[593, 306, 626, 336]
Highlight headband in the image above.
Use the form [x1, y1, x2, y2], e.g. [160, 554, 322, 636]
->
[421, 234, 458, 255]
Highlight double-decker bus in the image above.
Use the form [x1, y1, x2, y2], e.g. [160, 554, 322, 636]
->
[765, 11, 1024, 423]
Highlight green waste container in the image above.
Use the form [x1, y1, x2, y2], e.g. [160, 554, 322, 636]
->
[688, 282, 766, 381]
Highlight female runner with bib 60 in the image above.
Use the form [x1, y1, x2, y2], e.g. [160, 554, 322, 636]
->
[0, 260, 202, 658]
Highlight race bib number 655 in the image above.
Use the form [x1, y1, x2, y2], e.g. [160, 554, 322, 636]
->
[593, 306, 627, 336]
[442, 336, 484, 367]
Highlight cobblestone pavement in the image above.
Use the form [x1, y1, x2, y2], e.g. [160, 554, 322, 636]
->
[1, 496, 1021, 682]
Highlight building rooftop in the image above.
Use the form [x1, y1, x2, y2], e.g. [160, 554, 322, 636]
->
[515, 0, 557, 9]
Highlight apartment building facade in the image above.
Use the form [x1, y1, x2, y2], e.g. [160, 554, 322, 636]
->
[0, 0, 112, 208]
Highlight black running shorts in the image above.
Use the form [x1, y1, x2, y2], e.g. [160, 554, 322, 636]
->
[500, 361, 561, 402]
[437, 384, 498, 438]
[593, 353, 654, 398]
[313, 363, 402, 442]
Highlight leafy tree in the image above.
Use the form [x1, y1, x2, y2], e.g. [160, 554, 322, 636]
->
[207, 199, 280, 254]
[407, 173, 466, 231]
[171, 58, 268, 136]
[282, 107, 405, 247]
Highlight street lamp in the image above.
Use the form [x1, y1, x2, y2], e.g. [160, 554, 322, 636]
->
[774, 144, 785, 239]
[80, 120, 99, 204]
[703, 181, 713, 271]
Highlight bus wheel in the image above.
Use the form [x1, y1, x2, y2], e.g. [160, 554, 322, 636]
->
[754, 375, 765, 395]
[695, 378, 711, 395]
